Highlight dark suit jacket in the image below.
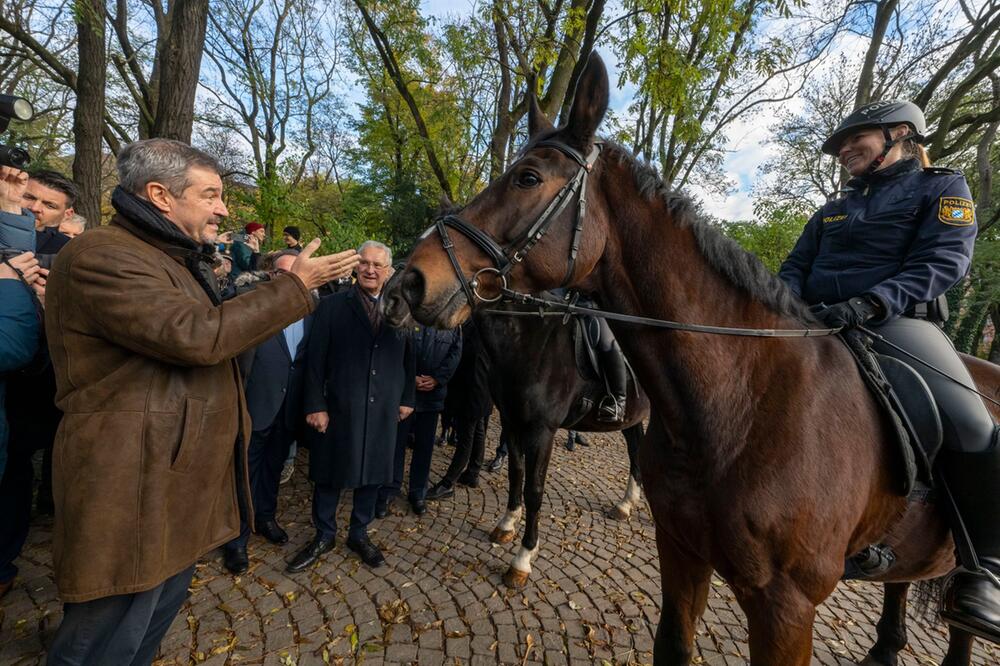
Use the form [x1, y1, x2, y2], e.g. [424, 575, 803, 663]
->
[238, 314, 313, 433]
[303, 288, 415, 488]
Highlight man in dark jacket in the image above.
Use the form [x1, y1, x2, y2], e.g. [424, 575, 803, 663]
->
[290, 241, 415, 571]
[222, 250, 313, 574]
[23, 169, 76, 257]
[0, 169, 73, 600]
[427, 319, 493, 500]
[377, 324, 461, 516]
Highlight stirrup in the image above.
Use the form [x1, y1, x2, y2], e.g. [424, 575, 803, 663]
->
[597, 395, 625, 422]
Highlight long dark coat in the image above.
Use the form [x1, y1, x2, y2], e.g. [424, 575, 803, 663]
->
[303, 289, 415, 488]
[443, 319, 492, 420]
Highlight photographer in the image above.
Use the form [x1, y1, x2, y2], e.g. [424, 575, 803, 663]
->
[0, 166, 45, 600]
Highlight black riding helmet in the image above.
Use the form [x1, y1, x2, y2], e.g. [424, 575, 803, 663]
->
[822, 100, 927, 156]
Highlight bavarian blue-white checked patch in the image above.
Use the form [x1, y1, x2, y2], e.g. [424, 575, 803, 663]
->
[938, 197, 974, 226]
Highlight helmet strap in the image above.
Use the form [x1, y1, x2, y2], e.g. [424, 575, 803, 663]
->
[865, 126, 918, 175]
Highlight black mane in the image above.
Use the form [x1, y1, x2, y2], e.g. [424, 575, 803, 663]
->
[603, 142, 815, 323]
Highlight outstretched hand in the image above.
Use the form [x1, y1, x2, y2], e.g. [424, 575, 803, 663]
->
[290, 239, 359, 291]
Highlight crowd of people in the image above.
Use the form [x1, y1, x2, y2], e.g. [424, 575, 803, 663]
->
[0, 139, 516, 663]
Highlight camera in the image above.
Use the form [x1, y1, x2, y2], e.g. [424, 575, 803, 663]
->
[0, 95, 37, 258]
[0, 95, 34, 169]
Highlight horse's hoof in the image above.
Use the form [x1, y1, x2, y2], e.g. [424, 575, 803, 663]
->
[859, 653, 894, 666]
[607, 505, 631, 521]
[489, 528, 516, 544]
[503, 566, 530, 588]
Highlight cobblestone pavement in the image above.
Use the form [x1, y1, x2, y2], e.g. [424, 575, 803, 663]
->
[1, 422, 996, 665]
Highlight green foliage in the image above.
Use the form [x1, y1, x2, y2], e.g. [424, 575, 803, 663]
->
[718, 206, 807, 273]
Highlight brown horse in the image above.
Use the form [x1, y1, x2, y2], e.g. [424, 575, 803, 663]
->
[384, 53, 1000, 665]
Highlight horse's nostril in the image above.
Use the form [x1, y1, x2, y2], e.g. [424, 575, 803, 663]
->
[400, 269, 425, 307]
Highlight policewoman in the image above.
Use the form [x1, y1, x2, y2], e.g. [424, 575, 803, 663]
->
[779, 100, 999, 641]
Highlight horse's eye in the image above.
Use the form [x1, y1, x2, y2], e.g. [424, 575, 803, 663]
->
[516, 171, 541, 188]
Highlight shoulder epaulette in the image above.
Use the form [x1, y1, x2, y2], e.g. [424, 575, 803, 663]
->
[923, 166, 961, 175]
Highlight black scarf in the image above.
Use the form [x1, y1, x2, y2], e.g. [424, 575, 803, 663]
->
[111, 186, 223, 305]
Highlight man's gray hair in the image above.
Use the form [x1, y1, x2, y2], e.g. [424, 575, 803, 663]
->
[66, 214, 87, 229]
[117, 139, 222, 197]
[358, 240, 392, 266]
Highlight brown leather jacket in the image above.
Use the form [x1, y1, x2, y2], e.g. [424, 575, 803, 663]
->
[44, 215, 314, 602]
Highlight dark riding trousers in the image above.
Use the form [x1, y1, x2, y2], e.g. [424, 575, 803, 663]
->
[873, 318, 996, 452]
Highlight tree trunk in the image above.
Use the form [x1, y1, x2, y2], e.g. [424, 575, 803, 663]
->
[489, 9, 513, 180]
[354, 0, 454, 201]
[149, 0, 210, 141]
[854, 0, 900, 108]
[72, 0, 106, 227]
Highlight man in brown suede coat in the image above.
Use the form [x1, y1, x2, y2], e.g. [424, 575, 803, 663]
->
[42, 139, 359, 665]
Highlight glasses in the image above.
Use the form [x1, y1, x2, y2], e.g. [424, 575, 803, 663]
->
[358, 261, 388, 270]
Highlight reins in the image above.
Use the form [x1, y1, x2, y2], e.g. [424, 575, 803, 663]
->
[485, 290, 841, 338]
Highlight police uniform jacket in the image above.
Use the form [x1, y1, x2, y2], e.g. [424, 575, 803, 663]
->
[778, 158, 976, 322]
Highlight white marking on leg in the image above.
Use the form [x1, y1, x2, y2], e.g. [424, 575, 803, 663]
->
[511, 544, 539, 574]
[497, 506, 522, 532]
[615, 475, 642, 517]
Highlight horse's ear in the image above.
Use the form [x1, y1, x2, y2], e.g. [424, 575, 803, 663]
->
[527, 75, 554, 138]
[564, 53, 609, 150]
[437, 192, 453, 214]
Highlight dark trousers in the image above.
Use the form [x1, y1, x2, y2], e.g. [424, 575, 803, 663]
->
[312, 484, 379, 542]
[381, 411, 439, 502]
[0, 443, 33, 583]
[47, 565, 195, 666]
[443, 413, 489, 485]
[226, 419, 293, 551]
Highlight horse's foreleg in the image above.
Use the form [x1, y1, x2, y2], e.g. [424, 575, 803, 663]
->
[740, 576, 819, 666]
[653, 526, 712, 665]
[490, 447, 525, 545]
[860, 583, 909, 666]
[941, 626, 974, 666]
[610, 424, 644, 520]
[504, 430, 554, 588]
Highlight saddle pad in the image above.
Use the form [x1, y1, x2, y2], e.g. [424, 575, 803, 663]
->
[877, 354, 943, 479]
[840, 331, 935, 495]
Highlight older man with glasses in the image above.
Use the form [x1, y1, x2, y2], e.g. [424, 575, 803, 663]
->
[291, 241, 415, 571]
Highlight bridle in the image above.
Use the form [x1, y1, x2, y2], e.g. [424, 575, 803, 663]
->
[431, 138, 602, 305]
[425, 136, 843, 339]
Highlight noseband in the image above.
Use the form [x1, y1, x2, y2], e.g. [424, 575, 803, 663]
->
[432, 139, 602, 304]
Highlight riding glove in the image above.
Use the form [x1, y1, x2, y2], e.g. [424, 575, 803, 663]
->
[818, 296, 882, 329]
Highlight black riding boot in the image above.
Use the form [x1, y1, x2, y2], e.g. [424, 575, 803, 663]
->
[597, 342, 627, 423]
[939, 439, 1000, 644]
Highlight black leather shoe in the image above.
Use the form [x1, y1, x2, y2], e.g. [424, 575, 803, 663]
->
[575, 432, 591, 447]
[487, 453, 506, 473]
[375, 497, 390, 519]
[456, 472, 479, 488]
[940, 560, 1000, 642]
[426, 481, 454, 501]
[223, 546, 249, 575]
[409, 497, 427, 516]
[286, 535, 335, 573]
[256, 519, 288, 545]
[347, 536, 386, 567]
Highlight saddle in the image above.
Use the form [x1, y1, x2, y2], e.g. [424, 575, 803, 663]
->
[840, 330, 943, 496]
